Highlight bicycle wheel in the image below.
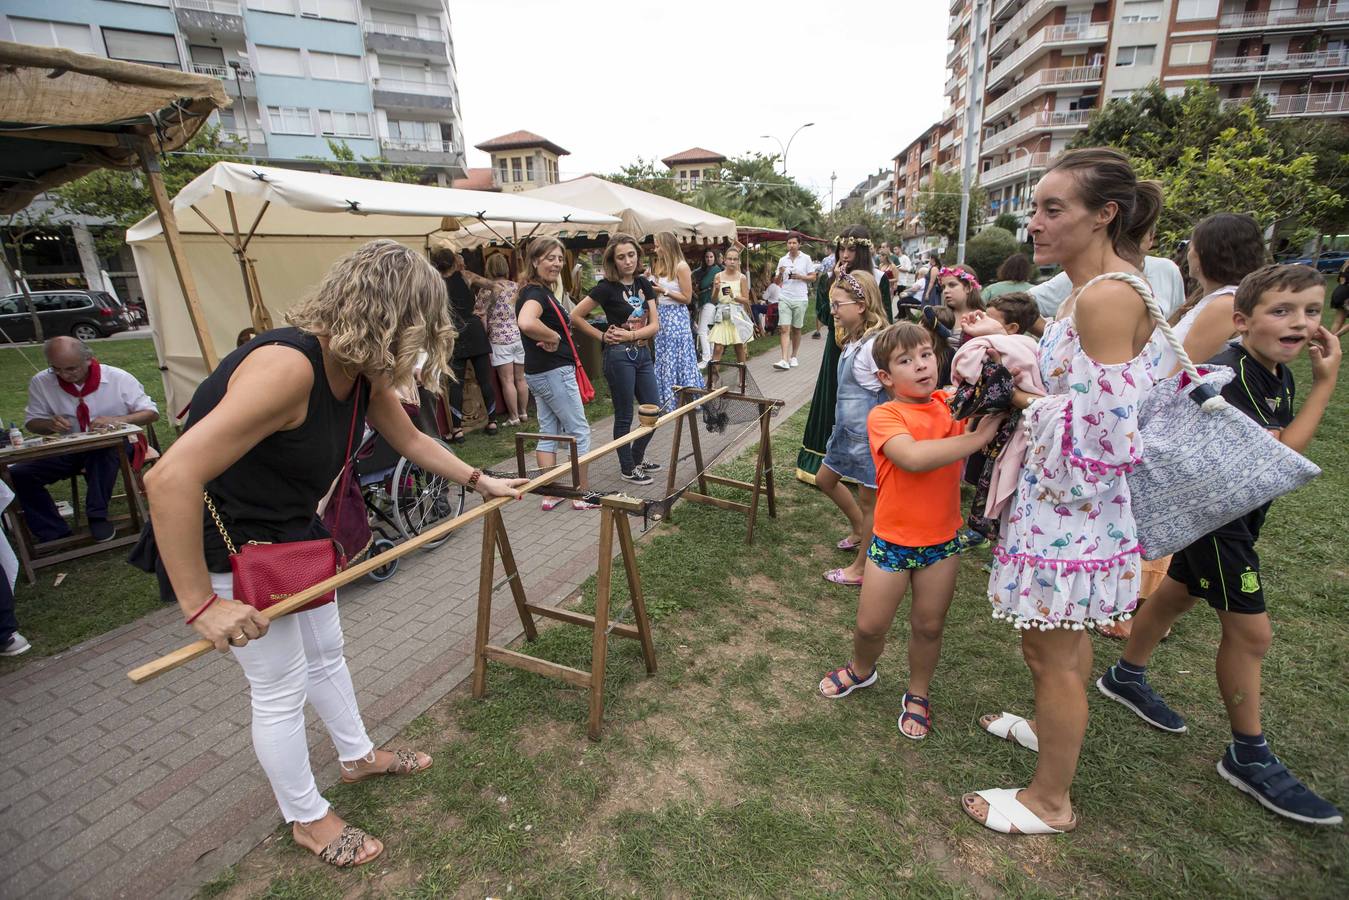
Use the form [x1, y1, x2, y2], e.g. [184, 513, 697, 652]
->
[366, 538, 399, 582]
[390, 440, 467, 550]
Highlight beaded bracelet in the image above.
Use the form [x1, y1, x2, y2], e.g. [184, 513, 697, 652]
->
[466, 468, 483, 491]
[185, 593, 219, 625]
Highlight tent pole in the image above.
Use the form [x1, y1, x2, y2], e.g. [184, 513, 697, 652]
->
[135, 139, 218, 371]
[224, 191, 271, 332]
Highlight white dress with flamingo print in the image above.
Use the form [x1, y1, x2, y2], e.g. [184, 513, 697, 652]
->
[988, 315, 1158, 629]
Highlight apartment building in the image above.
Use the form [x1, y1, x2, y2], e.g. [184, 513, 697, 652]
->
[1, 0, 466, 294]
[942, 0, 1348, 224]
[0, 0, 466, 173]
[891, 124, 945, 252]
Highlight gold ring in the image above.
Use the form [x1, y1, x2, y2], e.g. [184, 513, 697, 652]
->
[230, 632, 247, 645]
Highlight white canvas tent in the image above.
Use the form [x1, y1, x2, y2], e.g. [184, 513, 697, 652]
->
[127, 162, 619, 416]
[447, 175, 737, 249]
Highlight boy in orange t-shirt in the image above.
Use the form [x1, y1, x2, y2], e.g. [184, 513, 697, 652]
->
[818, 322, 1000, 740]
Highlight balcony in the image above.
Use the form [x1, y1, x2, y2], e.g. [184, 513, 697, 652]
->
[373, 78, 457, 117]
[987, 22, 1108, 90]
[984, 63, 1102, 121]
[940, 103, 957, 123]
[1223, 91, 1349, 118]
[982, 108, 1091, 154]
[174, 0, 244, 37]
[921, 148, 934, 165]
[947, 41, 963, 67]
[1219, 5, 1349, 33]
[379, 137, 463, 165]
[979, 151, 1051, 188]
[992, 0, 1021, 20]
[190, 62, 256, 97]
[1211, 49, 1349, 79]
[945, 71, 962, 95]
[363, 21, 449, 63]
[990, 0, 1067, 57]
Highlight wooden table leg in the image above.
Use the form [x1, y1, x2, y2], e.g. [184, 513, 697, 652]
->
[614, 511, 657, 675]
[472, 509, 499, 699]
[494, 516, 537, 641]
[119, 444, 147, 531]
[762, 409, 777, 519]
[664, 411, 684, 499]
[588, 507, 615, 741]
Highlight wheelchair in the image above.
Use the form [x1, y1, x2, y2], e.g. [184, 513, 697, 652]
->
[351, 409, 467, 582]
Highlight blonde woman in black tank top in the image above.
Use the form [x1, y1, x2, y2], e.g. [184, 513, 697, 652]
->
[143, 241, 526, 868]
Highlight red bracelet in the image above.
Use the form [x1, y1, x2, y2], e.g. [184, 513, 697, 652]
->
[185, 593, 219, 625]
[466, 468, 483, 491]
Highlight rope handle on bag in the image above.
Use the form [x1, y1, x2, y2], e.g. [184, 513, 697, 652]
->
[1079, 271, 1226, 412]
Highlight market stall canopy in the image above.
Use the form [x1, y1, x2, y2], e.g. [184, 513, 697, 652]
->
[0, 41, 228, 214]
[127, 161, 622, 242]
[127, 163, 620, 416]
[447, 175, 737, 249]
[736, 227, 832, 246]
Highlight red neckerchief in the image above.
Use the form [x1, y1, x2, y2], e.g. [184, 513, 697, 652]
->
[56, 358, 102, 432]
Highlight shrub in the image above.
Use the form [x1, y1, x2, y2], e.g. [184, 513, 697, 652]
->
[965, 227, 1021, 285]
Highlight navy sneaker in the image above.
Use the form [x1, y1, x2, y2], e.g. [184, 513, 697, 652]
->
[1218, 747, 1343, 826]
[1095, 665, 1188, 733]
[89, 519, 117, 543]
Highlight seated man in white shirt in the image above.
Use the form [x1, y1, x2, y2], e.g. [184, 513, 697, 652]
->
[13, 337, 159, 543]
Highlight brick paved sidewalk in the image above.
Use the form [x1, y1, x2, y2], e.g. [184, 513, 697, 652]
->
[0, 336, 827, 899]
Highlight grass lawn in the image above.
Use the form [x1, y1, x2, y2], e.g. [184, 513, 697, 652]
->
[202, 339, 1347, 898]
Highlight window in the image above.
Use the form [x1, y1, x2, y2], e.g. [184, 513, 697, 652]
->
[267, 105, 314, 134]
[299, 0, 357, 22]
[247, 0, 296, 12]
[511, 158, 523, 182]
[1169, 41, 1211, 66]
[1115, 44, 1156, 67]
[191, 45, 225, 66]
[318, 110, 371, 137]
[498, 158, 509, 183]
[102, 29, 179, 68]
[255, 45, 303, 76]
[525, 157, 535, 181]
[309, 51, 363, 81]
[1120, 1, 1162, 22]
[1175, 0, 1220, 20]
[9, 18, 94, 54]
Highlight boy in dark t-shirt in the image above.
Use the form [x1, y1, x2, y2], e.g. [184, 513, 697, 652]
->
[1097, 265, 1342, 826]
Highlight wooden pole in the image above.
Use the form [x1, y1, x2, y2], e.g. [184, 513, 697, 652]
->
[588, 506, 615, 741]
[614, 511, 657, 674]
[127, 386, 729, 683]
[471, 507, 499, 698]
[135, 139, 218, 371]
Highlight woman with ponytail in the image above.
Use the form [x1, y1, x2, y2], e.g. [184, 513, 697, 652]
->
[959, 148, 1165, 835]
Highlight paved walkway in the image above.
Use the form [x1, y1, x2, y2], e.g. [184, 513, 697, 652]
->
[0, 336, 827, 899]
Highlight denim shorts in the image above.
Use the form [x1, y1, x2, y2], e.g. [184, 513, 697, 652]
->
[524, 366, 591, 455]
[867, 533, 964, 572]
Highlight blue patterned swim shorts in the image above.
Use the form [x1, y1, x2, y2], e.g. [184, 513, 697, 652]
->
[868, 533, 969, 573]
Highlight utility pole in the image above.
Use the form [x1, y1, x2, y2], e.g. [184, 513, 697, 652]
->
[830, 171, 837, 211]
[957, 0, 988, 266]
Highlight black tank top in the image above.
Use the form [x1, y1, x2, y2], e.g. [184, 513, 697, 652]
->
[186, 327, 369, 571]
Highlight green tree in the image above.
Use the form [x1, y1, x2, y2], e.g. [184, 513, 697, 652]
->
[918, 169, 986, 246]
[606, 158, 681, 200]
[1132, 107, 1343, 250]
[0, 204, 58, 340]
[964, 226, 1020, 284]
[1073, 82, 1348, 245]
[301, 138, 425, 184]
[51, 125, 239, 257]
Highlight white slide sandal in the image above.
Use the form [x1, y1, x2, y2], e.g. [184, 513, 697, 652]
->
[982, 712, 1038, 752]
[964, 788, 1075, 835]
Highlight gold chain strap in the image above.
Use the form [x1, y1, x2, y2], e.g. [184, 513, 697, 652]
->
[202, 492, 238, 556]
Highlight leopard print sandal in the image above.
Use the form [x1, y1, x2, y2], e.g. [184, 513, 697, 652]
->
[340, 748, 432, 784]
[316, 824, 383, 868]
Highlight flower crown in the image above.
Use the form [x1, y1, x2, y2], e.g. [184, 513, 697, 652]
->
[834, 235, 872, 249]
[938, 266, 981, 292]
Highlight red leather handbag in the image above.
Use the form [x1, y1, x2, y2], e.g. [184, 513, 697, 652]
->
[205, 381, 362, 613]
[544, 293, 595, 403]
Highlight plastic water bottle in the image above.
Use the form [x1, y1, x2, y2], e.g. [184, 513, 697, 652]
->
[7, 422, 22, 448]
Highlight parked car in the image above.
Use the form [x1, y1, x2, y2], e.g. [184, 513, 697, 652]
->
[1278, 250, 1349, 273]
[0, 290, 132, 344]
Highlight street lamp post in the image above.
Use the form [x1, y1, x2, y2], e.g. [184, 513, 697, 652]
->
[760, 122, 814, 175]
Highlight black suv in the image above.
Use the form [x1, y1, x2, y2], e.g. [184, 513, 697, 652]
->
[0, 290, 132, 343]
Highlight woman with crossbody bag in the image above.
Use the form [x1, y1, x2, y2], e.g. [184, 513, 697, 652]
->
[138, 241, 526, 868]
[516, 236, 599, 511]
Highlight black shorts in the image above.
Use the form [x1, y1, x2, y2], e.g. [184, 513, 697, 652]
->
[1167, 535, 1265, 614]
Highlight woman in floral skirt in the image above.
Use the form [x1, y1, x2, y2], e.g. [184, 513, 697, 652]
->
[650, 232, 703, 411]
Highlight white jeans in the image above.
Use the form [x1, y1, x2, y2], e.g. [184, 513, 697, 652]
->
[695, 303, 717, 363]
[214, 572, 374, 823]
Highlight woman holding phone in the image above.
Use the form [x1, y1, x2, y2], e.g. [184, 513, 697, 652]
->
[570, 233, 662, 485]
[707, 245, 754, 365]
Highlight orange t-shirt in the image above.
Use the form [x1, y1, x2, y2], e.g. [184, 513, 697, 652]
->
[867, 394, 965, 547]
